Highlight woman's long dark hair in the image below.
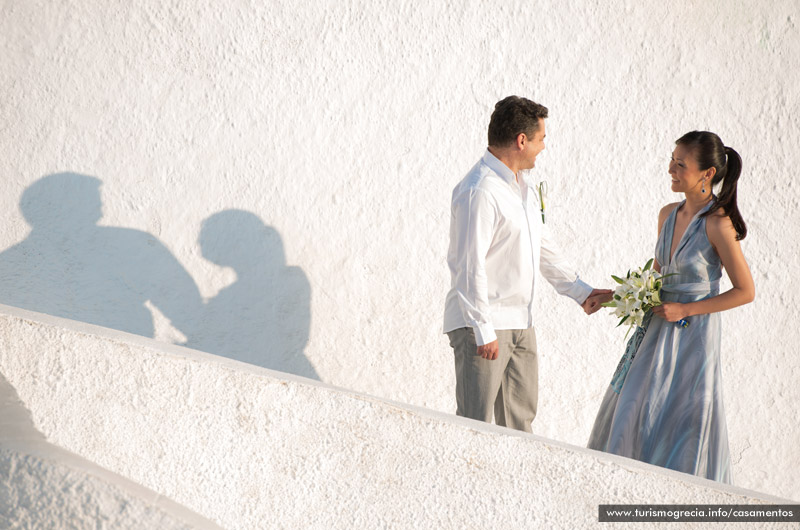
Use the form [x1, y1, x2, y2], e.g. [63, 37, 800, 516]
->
[676, 131, 747, 240]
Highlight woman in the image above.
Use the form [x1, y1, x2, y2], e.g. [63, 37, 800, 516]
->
[588, 131, 755, 483]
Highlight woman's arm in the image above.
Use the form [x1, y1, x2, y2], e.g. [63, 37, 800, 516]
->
[652, 212, 755, 321]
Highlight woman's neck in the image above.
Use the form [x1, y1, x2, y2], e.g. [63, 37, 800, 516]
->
[682, 191, 713, 216]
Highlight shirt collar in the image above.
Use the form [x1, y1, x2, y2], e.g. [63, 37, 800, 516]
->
[482, 149, 518, 186]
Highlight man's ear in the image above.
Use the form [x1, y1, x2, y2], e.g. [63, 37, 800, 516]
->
[516, 132, 527, 151]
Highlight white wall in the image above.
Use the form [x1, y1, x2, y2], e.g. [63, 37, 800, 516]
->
[0, 447, 220, 530]
[1, 0, 798, 501]
[0, 306, 793, 530]
[0, 370, 220, 529]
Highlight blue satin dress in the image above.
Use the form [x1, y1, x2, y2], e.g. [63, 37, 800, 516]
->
[588, 201, 731, 483]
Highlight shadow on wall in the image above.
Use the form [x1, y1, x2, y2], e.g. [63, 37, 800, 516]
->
[0, 371, 46, 443]
[0, 173, 317, 380]
[185, 209, 317, 379]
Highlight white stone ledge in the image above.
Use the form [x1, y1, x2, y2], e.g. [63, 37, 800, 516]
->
[0, 304, 793, 529]
[0, 442, 222, 530]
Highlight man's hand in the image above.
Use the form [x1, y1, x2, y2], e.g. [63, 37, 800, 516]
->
[582, 289, 613, 315]
[477, 340, 499, 360]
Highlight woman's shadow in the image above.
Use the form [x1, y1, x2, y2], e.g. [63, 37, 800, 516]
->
[186, 210, 318, 380]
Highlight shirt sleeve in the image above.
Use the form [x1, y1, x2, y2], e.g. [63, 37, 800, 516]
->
[450, 187, 497, 346]
[539, 222, 593, 304]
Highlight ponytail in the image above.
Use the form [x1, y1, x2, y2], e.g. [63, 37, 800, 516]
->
[701, 146, 747, 240]
[676, 131, 747, 240]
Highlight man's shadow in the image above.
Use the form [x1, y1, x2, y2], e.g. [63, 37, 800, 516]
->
[0, 174, 318, 380]
[0, 173, 203, 339]
[185, 210, 318, 380]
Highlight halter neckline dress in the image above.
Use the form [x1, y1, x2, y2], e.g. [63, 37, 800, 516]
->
[588, 200, 731, 483]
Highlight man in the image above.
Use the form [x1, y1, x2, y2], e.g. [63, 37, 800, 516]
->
[443, 96, 610, 433]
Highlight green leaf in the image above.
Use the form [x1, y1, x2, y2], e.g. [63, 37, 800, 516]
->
[624, 324, 635, 340]
[644, 258, 654, 271]
[611, 275, 625, 284]
[616, 315, 630, 327]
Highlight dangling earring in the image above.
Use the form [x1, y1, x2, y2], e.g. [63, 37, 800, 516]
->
[702, 180, 706, 194]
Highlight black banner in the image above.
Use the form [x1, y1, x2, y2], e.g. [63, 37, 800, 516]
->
[598, 504, 800, 523]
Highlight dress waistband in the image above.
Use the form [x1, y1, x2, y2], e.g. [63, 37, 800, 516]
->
[661, 280, 720, 295]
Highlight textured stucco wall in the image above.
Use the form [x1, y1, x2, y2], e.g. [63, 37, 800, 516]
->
[0, 447, 219, 530]
[0, 306, 794, 530]
[0, 371, 220, 529]
[1, 0, 798, 501]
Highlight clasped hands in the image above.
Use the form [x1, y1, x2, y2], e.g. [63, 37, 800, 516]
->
[581, 288, 613, 315]
[584, 290, 689, 321]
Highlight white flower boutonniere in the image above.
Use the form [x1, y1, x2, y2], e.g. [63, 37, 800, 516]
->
[537, 181, 547, 224]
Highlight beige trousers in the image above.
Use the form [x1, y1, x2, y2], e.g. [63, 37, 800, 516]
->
[447, 326, 538, 433]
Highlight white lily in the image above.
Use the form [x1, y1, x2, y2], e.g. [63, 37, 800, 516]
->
[602, 259, 671, 336]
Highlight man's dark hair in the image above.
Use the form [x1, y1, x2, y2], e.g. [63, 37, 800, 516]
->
[487, 96, 548, 147]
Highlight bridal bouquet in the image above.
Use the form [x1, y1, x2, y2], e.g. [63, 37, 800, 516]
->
[602, 258, 669, 335]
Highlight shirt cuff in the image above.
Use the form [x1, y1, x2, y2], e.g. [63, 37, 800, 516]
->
[473, 323, 497, 346]
[571, 279, 594, 305]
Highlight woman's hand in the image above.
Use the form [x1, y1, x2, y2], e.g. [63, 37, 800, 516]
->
[651, 302, 689, 322]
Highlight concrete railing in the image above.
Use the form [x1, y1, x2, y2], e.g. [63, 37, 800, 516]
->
[0, 445, 221, 529]
[0, 304, 792, 529]
[0, 370, 220, 529]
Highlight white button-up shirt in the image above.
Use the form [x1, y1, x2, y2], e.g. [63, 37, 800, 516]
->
[443, 149, 593, 345]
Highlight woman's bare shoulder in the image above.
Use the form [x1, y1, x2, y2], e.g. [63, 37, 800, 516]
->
[658, 201, 682, 221]
[705, 209, 736, 236]
[656, 201, 681, 234]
